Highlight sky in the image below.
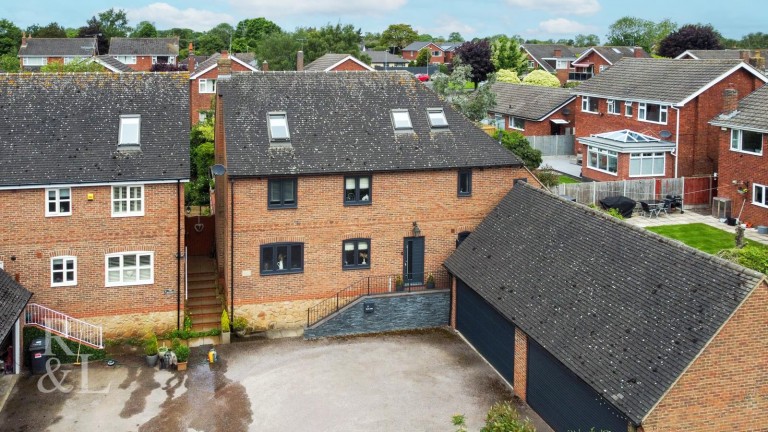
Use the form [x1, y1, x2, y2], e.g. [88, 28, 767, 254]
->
[4, 0, 766, 42]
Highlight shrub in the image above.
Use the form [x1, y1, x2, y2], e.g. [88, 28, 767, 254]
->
[174, 344, 190, 362]
[533, 164, 560, 188]
[481, 401, 535, 432]
[22, 327, 106, 363]
[496, 69, 521, 83]
[605, 207, 625, 220]
[719, 245, 768, 274]
[221, 310, 231, 332]
[522, 69, 560, 87]
[144, 332, 159, 356]
[233, 316, 248, 331]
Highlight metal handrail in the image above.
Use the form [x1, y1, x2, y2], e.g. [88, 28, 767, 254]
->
[306, 269, 450, 327]
[25, 303, 104, 349]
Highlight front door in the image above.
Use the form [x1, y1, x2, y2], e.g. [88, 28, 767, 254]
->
[402, 237, 424, 285]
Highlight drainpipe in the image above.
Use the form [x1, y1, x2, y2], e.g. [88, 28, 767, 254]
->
[672, 106, 681, 178]
[230, 178, 235, 327]
[177, 179, 181, 330]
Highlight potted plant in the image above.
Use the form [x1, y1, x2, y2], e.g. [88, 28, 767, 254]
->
[395, 275, 404, 292]
[426, 273, 435, 289]
[220, 310, 231, 344]
[174, 344, 190, 371]
[144, 332, 159, 367]
[233, 316, 248, 337]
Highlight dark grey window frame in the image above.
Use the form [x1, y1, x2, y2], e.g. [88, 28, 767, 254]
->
[268, 178, 298, 208]
[342, 238, 370, 270]
[458, 169, 472, 196]
[344, 175, 372, 205]
[260, 243, 304, 275]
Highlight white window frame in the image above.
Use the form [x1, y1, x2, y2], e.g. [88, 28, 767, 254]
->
[51, 256, 77, 287]
[432, 50, 442, 57]
[629, 152, 666, 177]
[510, 117, 525, 131]
[199, 78, 216, 94]
[46, 187, 72, 217]
[111, 184, 144, 217]
[581, 96, 599, 113]
[730, 129, 763, 155]
[607, 99, 619, 115]
[587, 146, 618, 175]
[115, 55, 137, 65]
[198, 111, 208, 123]
[267, 112, 290, 142]
[556, 60, 569, 69]
[22, 57, 47, 66]
[119, 115, 141, 146]
[427, 108, 448, 128]
[624, 101, 633, 117]
[391, 109, 413, 131]
[638, 103, 668, 124]
[753, 183, 768, 208]
[599, 64, 607, 72]
[105, 252, 154, 287]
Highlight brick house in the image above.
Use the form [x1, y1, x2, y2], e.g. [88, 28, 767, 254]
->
[710, 85, 768, 227]
[108, 37, 179, 72]
[574, 58, 766, 182]
[90, 55, 135, 73]
[0, 73, 190, 338]
[188, 49, 259, 125]
[17, 35, 97, 71]
[401, 42, 458, 64]
[520, 44, 580, 85]
[301, 53, 375, 72]
[445, 183, 768, 432]
[488, 82, 576, 137]
[363, 50, 409, 69]
[212, 71, 536, 331]
[569, 46, 649, 82]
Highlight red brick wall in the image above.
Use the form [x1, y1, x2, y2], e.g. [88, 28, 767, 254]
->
[190, 61, 253, 125]
[715, 128, 768, 226]
[221, 168, 533, 306]
[513, 328, 528, 401]
[640, 281, 768, 431]
[581, 152, 675, 182]
[124, 56, 155, 72]
[583, 51, 611, 75]
[493, 100, 576, 137]
[0, 183, 185, 319]
[329, 59, 370, 71]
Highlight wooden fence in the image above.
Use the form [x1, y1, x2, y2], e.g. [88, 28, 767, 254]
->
[551, 176, 714, 208]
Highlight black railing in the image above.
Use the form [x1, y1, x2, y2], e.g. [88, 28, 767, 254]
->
[306, 270, 450, 327]
[568, 72, 593, 81]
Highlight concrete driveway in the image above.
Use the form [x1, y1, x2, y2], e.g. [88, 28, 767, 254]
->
[0, 329, 551, 432]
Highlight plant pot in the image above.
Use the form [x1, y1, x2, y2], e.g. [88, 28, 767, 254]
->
[426, 282, 435, 289]
[146, 354, 159, 367]
[235, 329, 247, 338]
[220, 331, 231, 344]
[176, 361, 187, 371]
[395, 284, 404, 292]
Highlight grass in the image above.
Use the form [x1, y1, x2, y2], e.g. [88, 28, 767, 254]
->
[647, 223, 765, 254]
[558, 175, 579, 184]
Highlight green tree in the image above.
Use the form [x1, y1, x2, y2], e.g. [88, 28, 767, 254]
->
[432, 60, 497, 122]
[187, 118, 216, 205]
[0, 53, 19, 72]
[256, 32, 301, 70]
[493, 130, 542, 169]
[95, 8, 132, 38]
[232, 17, 281, 53]
[414, 48, 430, 66]
[606, 16, 677, 53]
[496, 69, 521, 83]
[416, 33, 433, 42]
[159, 28, 199, 59]
[738, 32, 768, 48]
[302, 23, 363, 63]
[196, 23, 234, 55]
[490, 35, 527, 74]
[40, 58, 104, 72]
[448, 32, 463, 42]
[575, 33, 600, 46]
[29, 22, 67, 38]
[381, 23, 418, 54]
[522, 69, 560, 87]
[132, 21, 158, 38]
[0, 19, 22, 56]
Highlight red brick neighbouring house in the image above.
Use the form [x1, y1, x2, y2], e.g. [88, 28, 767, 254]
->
[189, 49, 259, 125]
[520, 44, 579, 85]
[302, 53, 375, 72]
[487, 82, 576, 143]
[710, 85, 768, 227]
[401, 42, 459, 64]
[569, 46, 649, 82]
[574, 58, 766, 182]
[213, 70, 537, 331]
[17, 35, 97, 71]
[0, 73, 190, 338]
[108, 37, 179, 72]
[445, 183, 768, 432]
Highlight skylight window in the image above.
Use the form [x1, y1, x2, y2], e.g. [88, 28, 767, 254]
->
[268, 112, 290, 142]
[119, 115, 140, 146]
[391, 109, 413, 130]
[427, 108, 449, 128]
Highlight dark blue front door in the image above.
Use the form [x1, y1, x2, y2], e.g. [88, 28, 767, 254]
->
[403, 236, 424, 285]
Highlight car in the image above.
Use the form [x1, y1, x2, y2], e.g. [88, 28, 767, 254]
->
[414, 73, 429, 82]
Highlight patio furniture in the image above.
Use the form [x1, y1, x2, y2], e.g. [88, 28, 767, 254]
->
[599, 196, 637, 218]
[640, 201, 662, 218]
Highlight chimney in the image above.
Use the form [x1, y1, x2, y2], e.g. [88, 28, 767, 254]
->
[187, 42, 195, 72]
[722, 87, 738, 114]
[296, 51, 304, 71]
[21, 32, 27, 48]
[218, 50, 232, 77]
[554, 48, 562, 58]
[740, 50, 751, 62]
[634, 47, 644, 58]
[262, 60, 269, 72]
[750, 51, 766, 71]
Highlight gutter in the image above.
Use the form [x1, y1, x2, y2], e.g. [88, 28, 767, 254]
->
[177, 179, 181, 329]
[672, 106, 681, 178]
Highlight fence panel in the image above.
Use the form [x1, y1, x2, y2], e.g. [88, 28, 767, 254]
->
[552, 177, 711, 208]
[529, 135, 575, 156]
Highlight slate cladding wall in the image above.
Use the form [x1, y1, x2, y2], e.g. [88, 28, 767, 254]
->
[304, 290, 450, 339]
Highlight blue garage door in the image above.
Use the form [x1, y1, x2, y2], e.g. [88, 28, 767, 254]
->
[527, 338, 628, 432]
[456, 280, 515, 382]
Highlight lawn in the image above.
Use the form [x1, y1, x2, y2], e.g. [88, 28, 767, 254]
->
[647, 223, 764, 254]
[558, 175, 579, 184]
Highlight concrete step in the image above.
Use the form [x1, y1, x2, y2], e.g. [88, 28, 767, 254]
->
[187, 272, 217, 282]
[187, 290, 218, 299]
[188, 305, 221, 315]
[188, 280, 217, 290]
[190, 314, 219, 325]
[186, 296, 220, 307]
[191, 322, 219, 332]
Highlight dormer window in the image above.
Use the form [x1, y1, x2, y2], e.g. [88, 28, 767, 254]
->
[119, 115, 141, 146]
[268, 112, 290, 142]
[391, 109, 412, 131]
[427, 108, 448, 128]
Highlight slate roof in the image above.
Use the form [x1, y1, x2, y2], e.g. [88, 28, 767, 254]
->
[0, 73, 190, 187]
[93, 55, 134, 72]
[575, 46, 650, 65]
[218, 71, 522, 177]
[0, 269, 33, 340]
[574, 58, 766, 104]
[676, 49, 768, 60]
[489, 83, 575, 121]
[710, 84, 768, 132]
[521, 44, 578, 73]
[190, 52, 258, 75]
[403, 41, 434, 51]
[18, 38, 96, 57]
[303, 53, 372, 71]
[444, 183, 765, 424]
[108, 37, 179, 56]
[365, 51, 409, 64]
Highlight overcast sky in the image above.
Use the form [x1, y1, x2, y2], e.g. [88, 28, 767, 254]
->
[5, 0, 764, 41]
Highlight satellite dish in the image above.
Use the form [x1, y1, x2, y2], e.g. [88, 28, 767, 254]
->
[659, 130, 672, 139]
[211, 164, 227, 176]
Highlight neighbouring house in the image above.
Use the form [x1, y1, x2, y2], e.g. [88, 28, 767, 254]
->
[401, 42, 459, 64]
[487, 83, 576, 148]
[0, 269, 33, 375]
[445, 183, 768, 432]
[710, 85, 768, 227]
[0, 73, 190, 339]
[574, 58, 767, 182]
[364, 50, 409, 69]
[188, 47, 259, 125]
[569, 46, 650, 82]
[212, 70, 537, 331]
[301, 53, 375, 72]
[676, 49, 768, 73]
[90, 55, 135, 73]
[108, 37, 179, 71]
[520, 44, 581, 85]
[18, 34, 97, 71]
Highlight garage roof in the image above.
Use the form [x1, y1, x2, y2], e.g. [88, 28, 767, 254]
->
[444, 183, 764, 424]
[0, 269, 32, 340]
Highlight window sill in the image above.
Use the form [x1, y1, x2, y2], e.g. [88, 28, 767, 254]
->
[268, 204, 298, 210]
[730, 148, 763, 156]
[51, 283, 77, 288]
[628, 173, 665, 178]
[106, 280, 153, 288]
[344, 201, 372, 206]
[111, 212, 145, 218]
[260, 270, 304, 276]
[45, 213, 72, 218]
[637, 118, 668, 125]
[752, 201, 768, 208]
[581, 110, 600, 115]
[607, 112, 621, 116]
[586, 166, 618, 176]
[342, 265, 371, 271]
[457, 193, 472, 197]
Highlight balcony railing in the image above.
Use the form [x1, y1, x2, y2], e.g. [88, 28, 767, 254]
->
[25, 303, 103, 349]
[306, 270, 450, 327]
[568, 72, 593, 81]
